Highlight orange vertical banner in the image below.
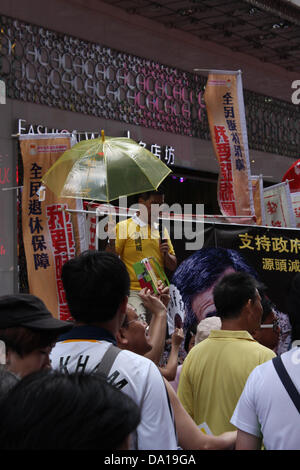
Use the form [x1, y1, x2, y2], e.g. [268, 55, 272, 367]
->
[204, 70, 254, 219]
[19, 134, 84, 321]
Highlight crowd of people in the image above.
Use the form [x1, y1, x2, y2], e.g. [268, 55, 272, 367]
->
[0, 188, 299, 451]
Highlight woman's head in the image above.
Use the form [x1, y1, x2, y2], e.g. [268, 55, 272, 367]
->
[0, 294, 72, 378]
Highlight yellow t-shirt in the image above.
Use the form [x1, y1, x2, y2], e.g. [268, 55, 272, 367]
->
[115, 217, 175, 291]
[177, 330, 276, 436]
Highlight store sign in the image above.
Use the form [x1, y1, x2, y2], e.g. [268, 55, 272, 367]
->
[17, 119, 175, 165]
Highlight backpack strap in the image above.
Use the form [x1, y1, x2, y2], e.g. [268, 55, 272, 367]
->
[272, 355, 300, 414]
[94, 344, 122, 377]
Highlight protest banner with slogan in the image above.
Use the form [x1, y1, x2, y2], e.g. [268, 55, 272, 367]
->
[251, 175, 265, 226]
[20, 135, 86, 321]
[263, 181, 296, 228]
[204, 70, 254, 219]
[212, 223, 300, 315]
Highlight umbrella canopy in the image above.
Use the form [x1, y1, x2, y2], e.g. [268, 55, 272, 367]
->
[41, 132, 172, 202]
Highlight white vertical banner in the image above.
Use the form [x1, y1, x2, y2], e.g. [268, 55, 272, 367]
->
[263, 181, 296, 228]
[75, 199, 89, 252]
[290, 192, 300, 228]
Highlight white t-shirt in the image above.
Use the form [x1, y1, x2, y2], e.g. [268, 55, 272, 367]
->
[231, 347, 300, 450]
[50, 326, 177, 451]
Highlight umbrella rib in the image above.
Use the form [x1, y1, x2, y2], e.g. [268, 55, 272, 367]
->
[104, 141, 109, 203]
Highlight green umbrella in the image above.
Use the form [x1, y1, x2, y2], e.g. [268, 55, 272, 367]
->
[41, 131, 172, 202]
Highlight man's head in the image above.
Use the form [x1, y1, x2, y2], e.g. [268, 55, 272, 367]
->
[61, 250, 130, 324]
[0, 370, 140, 450]
[252, 295, 280, 350]
[116, 304, 152, 356]
[213, 272, 263, 333]
[171, 248, 258, 328]
[137, 188, 165, 225]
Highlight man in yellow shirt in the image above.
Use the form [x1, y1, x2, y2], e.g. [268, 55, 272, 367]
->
[177, 272, 276, 436]
[106, 189, 177, 321]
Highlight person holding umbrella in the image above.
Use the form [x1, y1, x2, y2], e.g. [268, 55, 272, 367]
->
[41, 132, 176, 322]
[106, 186, 177, 323]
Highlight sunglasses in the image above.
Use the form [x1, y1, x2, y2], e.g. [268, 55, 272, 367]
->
[122, 315, 147, 328]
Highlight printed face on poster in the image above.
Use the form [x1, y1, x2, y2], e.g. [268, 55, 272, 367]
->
[167, 221, 299, 334]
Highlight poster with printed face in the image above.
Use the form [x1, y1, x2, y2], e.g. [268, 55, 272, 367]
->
[20, 135, 86, 321]
[168, 220, 299, 353]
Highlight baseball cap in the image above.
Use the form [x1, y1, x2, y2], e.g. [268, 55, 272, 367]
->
[0, 294, 73, 332]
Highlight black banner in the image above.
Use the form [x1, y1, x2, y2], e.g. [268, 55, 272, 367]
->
[169, 222, 299, 338]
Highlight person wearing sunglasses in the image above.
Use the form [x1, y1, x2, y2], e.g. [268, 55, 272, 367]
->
[253, 293, 280, 353]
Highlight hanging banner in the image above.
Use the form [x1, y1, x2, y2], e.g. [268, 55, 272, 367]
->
[263, 181, 296, 228]
[251, 175, 265, 226]
[19, 135, 85, 321]
[204, 70, 254, 219]
[291, 192, 300, 228]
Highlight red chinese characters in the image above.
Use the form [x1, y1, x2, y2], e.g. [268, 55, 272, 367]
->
[214, 125, 236, 216]
[46, 204, 75, 321]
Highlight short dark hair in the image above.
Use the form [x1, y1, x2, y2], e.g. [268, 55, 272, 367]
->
[61, 250, 130, 323]
[213, 272, 259, 320]
[0, 327, 60, 357]
[0, 370, 140, 450]
[257, 284, 275, 323]
[184, 323, 197, 353]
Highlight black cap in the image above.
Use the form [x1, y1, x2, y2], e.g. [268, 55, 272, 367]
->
[0, 294, 73, 332]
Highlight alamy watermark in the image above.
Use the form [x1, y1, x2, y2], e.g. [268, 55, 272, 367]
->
[291, 80, 300, 104]
[96, 197, 205, 251]
[0, 80, 6, 104]
[0, 340, 6, 364]
[291, 340, 300, 365]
